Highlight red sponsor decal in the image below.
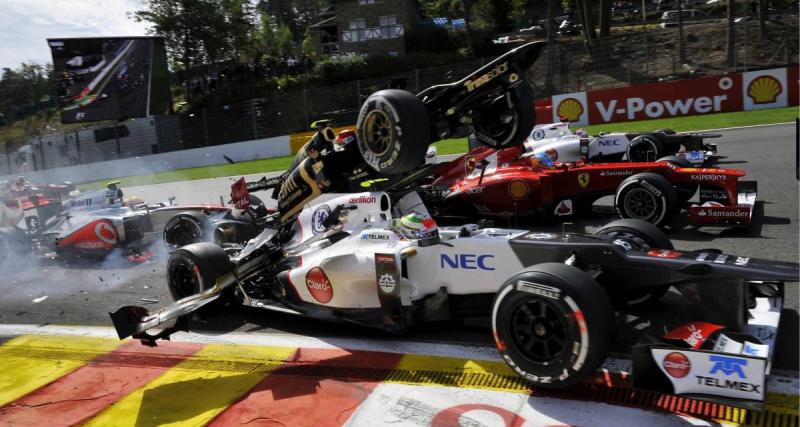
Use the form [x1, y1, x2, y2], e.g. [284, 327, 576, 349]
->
[663, 352, 692, 378]
[375, 254, 394, 263]
[230, 177, 250, 210]
[647, 249, 683, 259]
[664, 321, 724, 349]
[305, 267, 333, 303]
[349, 195, 377, 204]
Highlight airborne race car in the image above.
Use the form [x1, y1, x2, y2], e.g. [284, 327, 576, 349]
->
[425, 145, 757, 228]
[111, 42, 798, 409]
[522, 120, 720, 165]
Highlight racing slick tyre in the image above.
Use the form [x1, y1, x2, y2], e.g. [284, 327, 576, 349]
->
[594, 219, 673, 308]
[657, 155, 697, 202]
[655, 128, 676, 135]
[356, 89, 431, 175]
[491, 263, 613, 389]
[626, 135, 664, 162]
[614, 173, 679, 227]
[167, 242, 235, 311]
[163, 211, 213, 248]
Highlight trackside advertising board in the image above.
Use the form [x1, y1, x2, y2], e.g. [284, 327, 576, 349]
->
[550, 66, 799, 126]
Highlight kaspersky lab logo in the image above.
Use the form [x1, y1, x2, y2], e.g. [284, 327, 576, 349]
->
[747, 75, 783, 104]
[556, 97, 584, 122]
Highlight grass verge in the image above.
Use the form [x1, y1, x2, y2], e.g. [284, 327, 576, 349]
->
[79, 106, 798, 190]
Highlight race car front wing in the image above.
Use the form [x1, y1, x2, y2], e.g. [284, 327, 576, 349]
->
[688, 181, 757, 226]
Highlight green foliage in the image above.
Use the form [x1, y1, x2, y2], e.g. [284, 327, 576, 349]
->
[314, 56, 368, 83]
[0, 62, 54, 126]
[301, 29, 317, 59]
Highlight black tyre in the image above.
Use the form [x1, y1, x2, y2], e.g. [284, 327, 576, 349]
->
[614, 173, 678, 227]
[655, 128, 676, 135]
[627, 135, 664, 162]
[167, 242, 235, 309]
[492, 263, 613, 389]
[466, 85, 536, 148]
[594, 219, 673, 307]
[163, 212, 212, 248]
[356, 89, 431, 175]
[657, 155, 697, 202]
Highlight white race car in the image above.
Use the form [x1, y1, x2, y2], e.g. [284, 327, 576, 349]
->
[111, 189, 797, 409]
[516, 121, 720, 165]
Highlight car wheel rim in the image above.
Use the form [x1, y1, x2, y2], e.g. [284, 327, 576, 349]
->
[362, 109, 392, 156]
[169, 219, 202, 247]
[624, 188, 658, 221]
[630, 141, 655, 161]
[511, 298, 568, 364]
[170, 263, 197, 298]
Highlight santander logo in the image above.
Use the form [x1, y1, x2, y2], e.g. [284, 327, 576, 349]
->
[663, 352, 691, 378]
[305, 267, 333, 303]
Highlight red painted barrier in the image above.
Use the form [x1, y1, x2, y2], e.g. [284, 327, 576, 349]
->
[546, 66, 799, 126]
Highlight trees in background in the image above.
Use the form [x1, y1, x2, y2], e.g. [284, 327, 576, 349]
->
[0, 63, 54, 122]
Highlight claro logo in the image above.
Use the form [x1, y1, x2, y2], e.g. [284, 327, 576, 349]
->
[663, 352, 691, 378]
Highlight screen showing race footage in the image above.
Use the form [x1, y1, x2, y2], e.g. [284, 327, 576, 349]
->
[48, 37, 171, 124]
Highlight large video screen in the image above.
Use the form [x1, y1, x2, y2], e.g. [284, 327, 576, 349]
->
[48, 37, 172, 124]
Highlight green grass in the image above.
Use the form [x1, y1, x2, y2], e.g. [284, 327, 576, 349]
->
[79, 106, 798, 190]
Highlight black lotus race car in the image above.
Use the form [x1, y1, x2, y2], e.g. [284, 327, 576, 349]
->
[110, 42, 799, 410]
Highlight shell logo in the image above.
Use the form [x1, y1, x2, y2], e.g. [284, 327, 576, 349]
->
[556, 98, 584, 122]
[747, 75, 782, 104]
[507, 179, 530, 200]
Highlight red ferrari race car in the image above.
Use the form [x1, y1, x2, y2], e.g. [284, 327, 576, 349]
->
[424, 144, 757, 228]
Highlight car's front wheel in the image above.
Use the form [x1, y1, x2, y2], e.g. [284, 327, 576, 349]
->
[614, 173, 678, 227]
[167, 242, 235, 310]
[594, 219, 673, 308]
[492, 263, 612, 389]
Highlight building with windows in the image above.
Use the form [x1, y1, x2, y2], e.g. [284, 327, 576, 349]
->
[311, 0, 420, 57]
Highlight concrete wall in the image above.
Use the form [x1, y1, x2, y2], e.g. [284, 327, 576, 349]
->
[0, 134, 291, 184]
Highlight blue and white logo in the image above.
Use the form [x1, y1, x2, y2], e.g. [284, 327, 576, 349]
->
[311, 204, 331, 234]
[440, 254, 495, 271]
[709, 355, 747, 379]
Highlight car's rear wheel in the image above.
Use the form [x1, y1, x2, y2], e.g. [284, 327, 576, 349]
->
[627, 135, 664, 162]
[614, 173, 678, 227]
[163, 212, 212, 248]
[356, 89, 431, 175]
[594, 219, 673, 307]
[492, 263, 612, 389]
[167, 242, 235, 310]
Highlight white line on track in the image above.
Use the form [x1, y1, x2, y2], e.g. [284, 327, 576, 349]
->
[0, 323, 796, 395]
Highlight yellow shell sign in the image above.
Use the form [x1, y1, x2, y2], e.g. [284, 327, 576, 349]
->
[747, 75, 782, 104]
[556, 98, 584, 122]
[508, 179, 530, 200]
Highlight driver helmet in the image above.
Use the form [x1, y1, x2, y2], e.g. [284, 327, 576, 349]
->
[394, 211, 440, 246]
[334, 129, 356, 152]
[575, 128, 588, 138]
[122, 196, 144, 207]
